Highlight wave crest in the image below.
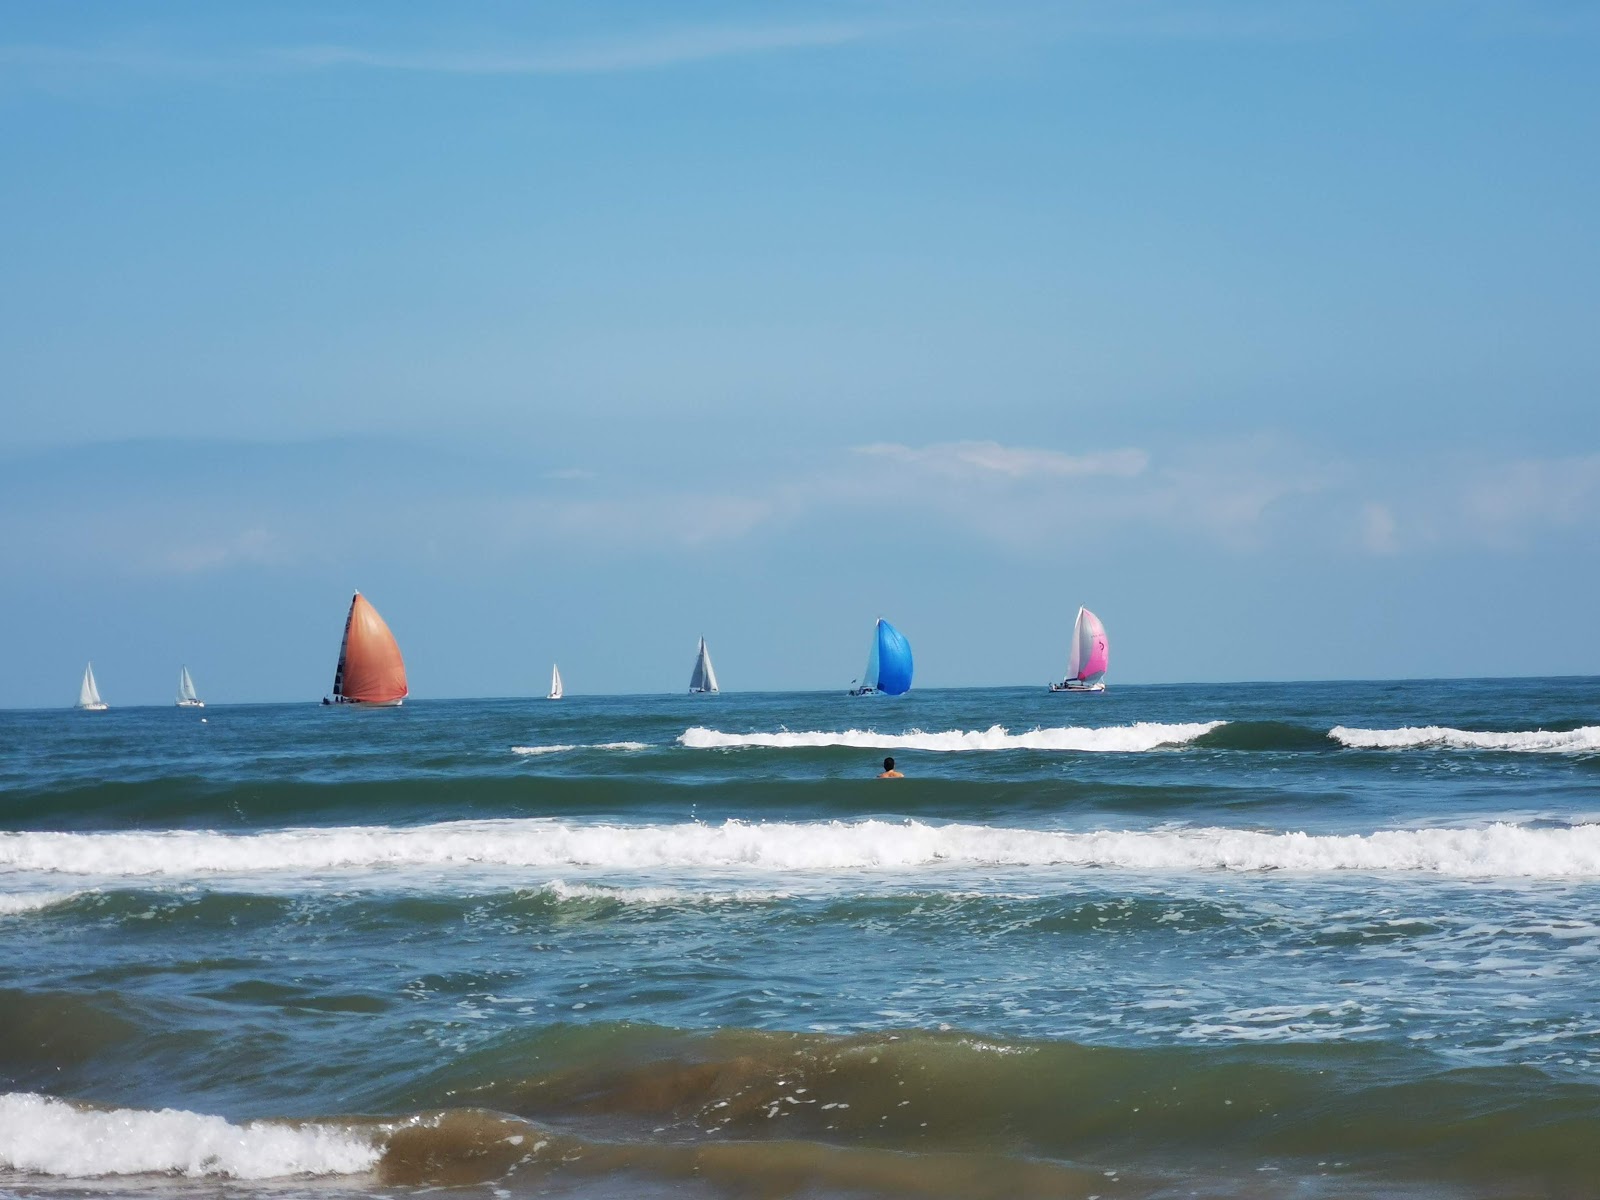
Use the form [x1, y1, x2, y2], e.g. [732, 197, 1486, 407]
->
[680, 721, 1224, 753]
[4, 818, 1599, 879]
[1330, 725, 1600, 752]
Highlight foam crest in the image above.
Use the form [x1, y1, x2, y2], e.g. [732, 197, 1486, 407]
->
[0, 892, 82, 917]
[1330, 724, 1600, 752]
[680, 721, 1224, 753]
[511, 741, 651, 756]
[0, 1093, 379, 1178]
[5, 818, 1599, 879]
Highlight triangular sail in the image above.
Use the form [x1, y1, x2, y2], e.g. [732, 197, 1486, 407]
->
[549, 664, 563, 700]
[178, 666, 198, 703]
[78, 663, 102, 708]
[331, 592, 408, 704]
[859, 629, 881, 691]
[689, 638, 719, 693]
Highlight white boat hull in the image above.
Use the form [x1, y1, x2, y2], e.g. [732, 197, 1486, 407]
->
[176, 699, 205, 708]
[77, 703, 109, 712]
[1050, 681, 1106, 693]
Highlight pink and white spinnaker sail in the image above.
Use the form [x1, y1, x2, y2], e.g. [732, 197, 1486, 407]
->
[1065, 606, 1109, 687]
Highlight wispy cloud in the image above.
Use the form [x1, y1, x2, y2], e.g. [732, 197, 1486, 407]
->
[855, 440, 1149, 480]
[0, 21, 891, 86]
[276, 23, 888, 76]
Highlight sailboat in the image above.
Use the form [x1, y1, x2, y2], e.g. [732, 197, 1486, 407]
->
[689, 637, 719, 694]
[77, 662, 108, 711]
[849, 618, 913, 696]
[1051, 606, 1109, 692]
[176, 665, 204, 708]
[325, 591, 408, 707]
[547, 664, 564, 700]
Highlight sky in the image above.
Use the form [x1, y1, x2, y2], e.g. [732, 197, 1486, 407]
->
[1, 0, 1597, 706]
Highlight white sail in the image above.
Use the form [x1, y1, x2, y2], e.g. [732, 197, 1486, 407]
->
[548, 664, 564, 700]
[78, 663, 106, 710]
[689, 638, 719, 693]
[177, 666, 204, 707]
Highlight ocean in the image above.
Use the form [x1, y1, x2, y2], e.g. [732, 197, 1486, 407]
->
[2, 678, 1598, 1199]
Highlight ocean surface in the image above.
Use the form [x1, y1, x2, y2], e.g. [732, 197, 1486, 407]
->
[3, 679, 1599, 1199]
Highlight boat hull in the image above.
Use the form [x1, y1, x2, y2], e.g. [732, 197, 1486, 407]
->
[176, 699, 205, 709]
[77, 703, 109, 712]
[330, 698, 405, 708]
[1050, 681, 1106, 693]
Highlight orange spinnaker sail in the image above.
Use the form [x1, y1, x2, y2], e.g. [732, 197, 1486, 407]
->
[332, 592, 408, 704]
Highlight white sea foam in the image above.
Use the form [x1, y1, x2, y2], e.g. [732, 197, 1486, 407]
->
[511, 741, 651, 756]
[4, 818, 1599, 879]
[679, 721, 1224, 753]
[538, 879, 789, 905]
[0, 1092, 379, 1178]
[0, 891, 81, 917]
[1330, 724, 1600, 752]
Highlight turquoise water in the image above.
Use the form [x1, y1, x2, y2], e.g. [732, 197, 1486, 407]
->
[2, 679, 1599, 1198]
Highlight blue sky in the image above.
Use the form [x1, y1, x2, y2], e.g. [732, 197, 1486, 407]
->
[2, 1, 1597, 705]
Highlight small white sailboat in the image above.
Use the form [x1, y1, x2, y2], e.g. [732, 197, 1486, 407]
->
[176, 665, 205, 708]
[689, 637, 719, 694]
[77, 662, 108, 711]
[547, 664, 564, 700]
[1051, 606, 1109, 692]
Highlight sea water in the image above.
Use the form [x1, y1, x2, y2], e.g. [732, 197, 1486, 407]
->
[2, 678, 1598, 1198]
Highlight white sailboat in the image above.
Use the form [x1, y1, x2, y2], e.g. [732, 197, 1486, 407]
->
[77, 662, 108, 711]
[1050, 606, 1109, 693]
[547, 664, 564, 700]
[176, 665, 205, 708]
[689, 637, 719, 694]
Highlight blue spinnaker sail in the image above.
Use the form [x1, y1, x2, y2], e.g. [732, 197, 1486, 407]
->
[874, 619, 914, 696]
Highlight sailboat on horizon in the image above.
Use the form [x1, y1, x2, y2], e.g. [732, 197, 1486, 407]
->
[77, 662, 108, 711]
[849, 618, 913, 696]
[324, 591, 408, 707]
[689, 637, 719, 694]
[176, 665, 204, 708]
[1051, 606, 1109, 693]
[548, 664, 564, 700]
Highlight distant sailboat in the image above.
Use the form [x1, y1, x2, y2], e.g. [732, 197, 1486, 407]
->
[176, 665, 204, 708]
[689, 637, 719, 694]
[850, 618, 913, 696]
[1051, 606, 1109, 693]
[327, 591, 408, 707]
[548, 664, 564, 700]
[77, 662, 108, 711]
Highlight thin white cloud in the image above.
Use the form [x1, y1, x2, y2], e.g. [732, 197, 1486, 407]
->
[0, 21, 891, 85]
[1359, 502, 1400, 555]
[855, 440, 1149, 480]
[277, 23, 889, 76]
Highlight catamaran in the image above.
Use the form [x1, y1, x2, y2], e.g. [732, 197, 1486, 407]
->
[325, 591, 408, 707]
[77, 662, 108, 711]
[176, 665, 204, 708]
[548, 664, 564, 700]
[1051, 606, 1109, 692]
[850, 618, 913, 696]
[689, 637, 719, 694]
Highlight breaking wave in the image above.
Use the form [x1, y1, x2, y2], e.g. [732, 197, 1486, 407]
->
[680, 721, 1224, 753]
[0, 1092, 381, 1178]
[4, 817, 1599, 879]
[1330, 725, 1600, 753]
